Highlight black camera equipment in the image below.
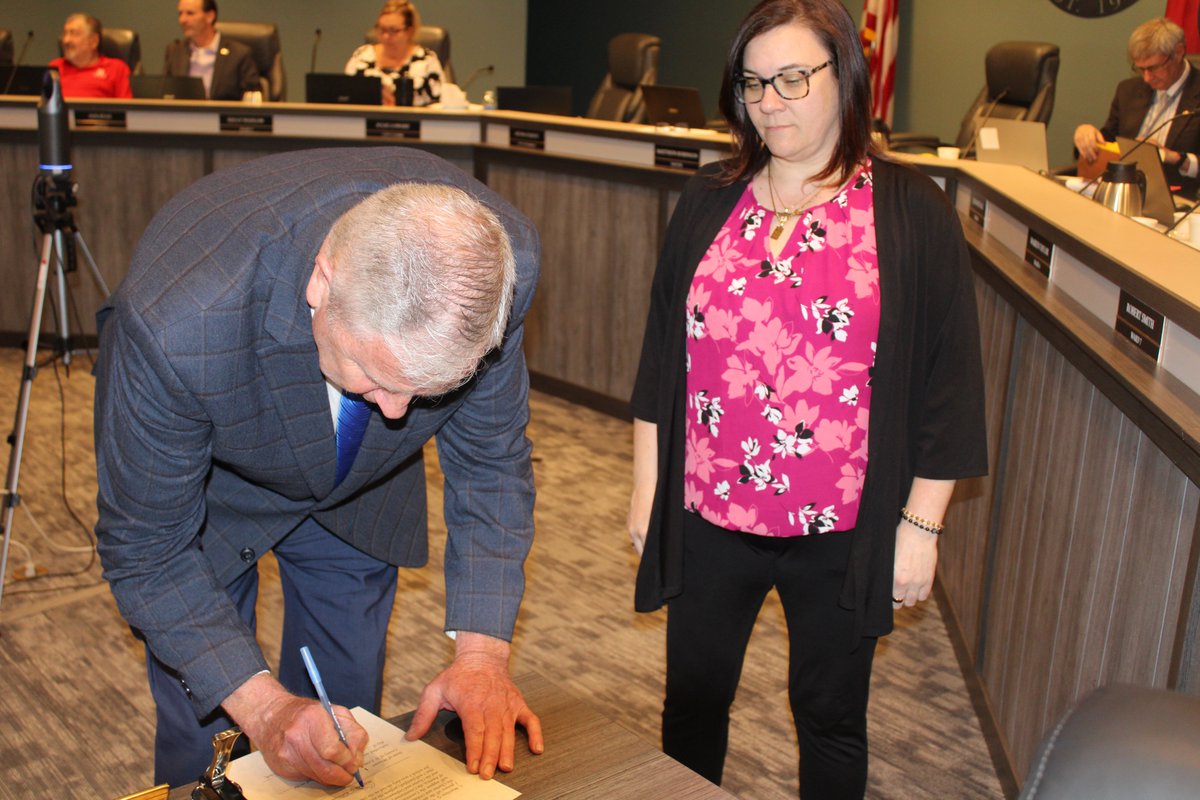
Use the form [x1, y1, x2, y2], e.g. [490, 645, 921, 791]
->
[0, 70, 110, 609]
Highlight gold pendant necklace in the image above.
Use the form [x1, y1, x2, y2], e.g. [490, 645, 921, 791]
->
[766, 162, 821, 240]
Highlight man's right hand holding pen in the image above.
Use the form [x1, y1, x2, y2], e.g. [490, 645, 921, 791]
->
[222, 672, 368, 787]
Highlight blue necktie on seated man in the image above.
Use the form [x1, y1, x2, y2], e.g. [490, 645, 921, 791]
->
[335, 392, 372, 485]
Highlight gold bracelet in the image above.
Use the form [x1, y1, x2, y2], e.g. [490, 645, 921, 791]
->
[900, 507, 944, 535]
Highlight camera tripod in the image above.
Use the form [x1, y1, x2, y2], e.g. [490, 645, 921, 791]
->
[0, 168, 110, 611]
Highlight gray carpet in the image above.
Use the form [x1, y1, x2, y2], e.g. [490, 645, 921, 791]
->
[0, 348, 1003, 798]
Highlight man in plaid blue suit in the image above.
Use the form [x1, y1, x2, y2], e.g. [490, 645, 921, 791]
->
[94, 147, 543, 787]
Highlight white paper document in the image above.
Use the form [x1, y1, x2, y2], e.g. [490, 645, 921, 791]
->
[227, 708, 520, 800]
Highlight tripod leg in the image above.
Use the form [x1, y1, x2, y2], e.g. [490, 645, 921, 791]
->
[73, 230, 111, 298]
[52, 229, 72, 368]
[0, 233, 56, 611]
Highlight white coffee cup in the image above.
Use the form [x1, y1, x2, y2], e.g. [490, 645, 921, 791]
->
[936, 146, 961, 160]
[1190, 217, 1200, 245]
[241, 90, 263, 105]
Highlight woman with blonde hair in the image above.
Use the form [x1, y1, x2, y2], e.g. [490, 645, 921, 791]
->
[345, 1, 443, 105]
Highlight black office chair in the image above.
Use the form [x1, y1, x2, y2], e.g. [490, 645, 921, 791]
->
[99, 28, 143, 75]
[216, 20, 285, 101]
[362, 24, 454, 84]
[585, 32, 660, 124]
[888, 41, 1059, 154]
[1019, 685, 1200, 799]
[0, 28, 13, 67]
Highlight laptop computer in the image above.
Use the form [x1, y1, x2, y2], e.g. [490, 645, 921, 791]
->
[974, 118, 1049, 173]
[0, 65, 48, 95]
[305, 73, 382, 105]
[496, 86, 572, 116]
[641, 84, 708, 129]
[131, 75, 206, 100]
[1116, 135, 1176, 226]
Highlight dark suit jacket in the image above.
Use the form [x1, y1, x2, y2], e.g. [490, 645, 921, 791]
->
[164, 35, 260, 100]
[1101, 66, 1200, 197]
[94, 147, 540, 715]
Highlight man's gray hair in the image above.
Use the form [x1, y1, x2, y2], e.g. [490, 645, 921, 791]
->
[324, 182, 516, 394]
[1128, 17, 1186, 62]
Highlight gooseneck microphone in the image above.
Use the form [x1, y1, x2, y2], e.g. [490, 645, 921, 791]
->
[310, 28, 322, 74]
[460, 64, 495, 92]
[1119, 107, 1198, 162]
[962, 89, 1009, 160]
[2, 30, 35, 96]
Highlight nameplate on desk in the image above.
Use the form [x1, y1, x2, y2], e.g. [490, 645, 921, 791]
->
[969, 192, 987, 226]
[1115, 290, 1164, 361]
[74, 109, 126, 129]
[220, 112, 272, 133]
[1024, 229, 1053, 278]
[367, 118, 420, 139]
[654, 144, 700, 170]
[510, 128, 545, 150]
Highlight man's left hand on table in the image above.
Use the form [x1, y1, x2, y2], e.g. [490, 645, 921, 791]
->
[406, 631, 544, 779]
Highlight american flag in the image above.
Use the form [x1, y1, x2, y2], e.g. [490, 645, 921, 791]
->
[1165, 0, 1200, 53]
[860, 0, 899, 127]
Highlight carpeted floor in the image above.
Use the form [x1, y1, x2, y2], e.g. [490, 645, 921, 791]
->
[0, 347, 1004, 798]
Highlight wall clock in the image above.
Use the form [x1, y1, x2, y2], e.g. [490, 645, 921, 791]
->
[1050, 0, 1142, 17]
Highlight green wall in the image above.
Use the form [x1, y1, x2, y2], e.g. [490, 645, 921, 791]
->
[525, 0, 1152, 165]
[2, 1, 526, 103]
[894, 0, 1150, 165]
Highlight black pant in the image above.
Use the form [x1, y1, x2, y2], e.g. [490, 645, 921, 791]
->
[663, 512, 876, 798]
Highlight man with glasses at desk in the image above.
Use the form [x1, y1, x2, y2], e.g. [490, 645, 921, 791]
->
[1074, 17, 1200, 198]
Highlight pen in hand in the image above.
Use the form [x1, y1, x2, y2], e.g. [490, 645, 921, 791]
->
[300, 645, 365, 788]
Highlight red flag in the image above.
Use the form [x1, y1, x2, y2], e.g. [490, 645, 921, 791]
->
[1166, 0, 1200, 52]
[860, 0, 899, 126]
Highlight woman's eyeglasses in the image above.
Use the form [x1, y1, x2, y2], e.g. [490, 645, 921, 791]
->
[735, 61, 831, 103]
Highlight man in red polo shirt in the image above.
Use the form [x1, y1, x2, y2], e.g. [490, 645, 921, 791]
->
[49, 14, 133, 99]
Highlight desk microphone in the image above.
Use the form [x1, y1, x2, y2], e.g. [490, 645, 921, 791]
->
[1119, 107, 1198, 161]
[962, 89, 1008, 159]
[2, 30, 35, 96]
[460, 64, 494, 92]
[310, 28, 322, 74]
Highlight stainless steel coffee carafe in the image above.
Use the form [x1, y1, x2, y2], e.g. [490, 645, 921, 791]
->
[1093, 160, 1146, 217]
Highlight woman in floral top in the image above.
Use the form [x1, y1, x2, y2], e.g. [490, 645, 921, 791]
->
[628, 1, 987, 796]
[344, 1, 443, 106]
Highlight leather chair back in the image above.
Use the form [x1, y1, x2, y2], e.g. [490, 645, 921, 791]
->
[586, 32, 660, 124]
[1019, 685, 1200, 799]
[0, 28, 13, 67]
[216, 20, 285, 101]
[954, 41, 1059, 148]
[415, 26, 452, 84]
[100, 28, 142, 75]
[363, 25, 454, 84]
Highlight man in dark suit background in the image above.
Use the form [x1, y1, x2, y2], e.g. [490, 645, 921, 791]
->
[94, 147, 543, 787]
[1075, 17, 1200, 198]
[164, 0, 260, 100]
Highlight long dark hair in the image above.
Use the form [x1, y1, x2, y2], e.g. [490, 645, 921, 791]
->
[716, 0, 877, 187]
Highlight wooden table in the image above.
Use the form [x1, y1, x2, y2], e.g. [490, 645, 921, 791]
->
[165, 672, 736, 799]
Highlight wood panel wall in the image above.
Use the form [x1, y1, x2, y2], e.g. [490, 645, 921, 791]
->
[956, 309, 1200, 783]
[939, 273, 1018, 661]
[0, 136, 482, 342]
[484, 159, 665, 407]
[2, 143, 207, 342]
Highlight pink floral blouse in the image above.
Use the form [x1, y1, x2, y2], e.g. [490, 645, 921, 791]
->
[684, 163, 880, 537]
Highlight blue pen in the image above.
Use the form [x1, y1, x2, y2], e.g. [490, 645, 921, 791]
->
[300, 646, 365, 788]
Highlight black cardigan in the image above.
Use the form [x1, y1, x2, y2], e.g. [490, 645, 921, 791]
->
[631, 156, 988, 639]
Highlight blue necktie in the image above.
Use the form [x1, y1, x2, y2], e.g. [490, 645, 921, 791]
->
[335, 392, 371, 486]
